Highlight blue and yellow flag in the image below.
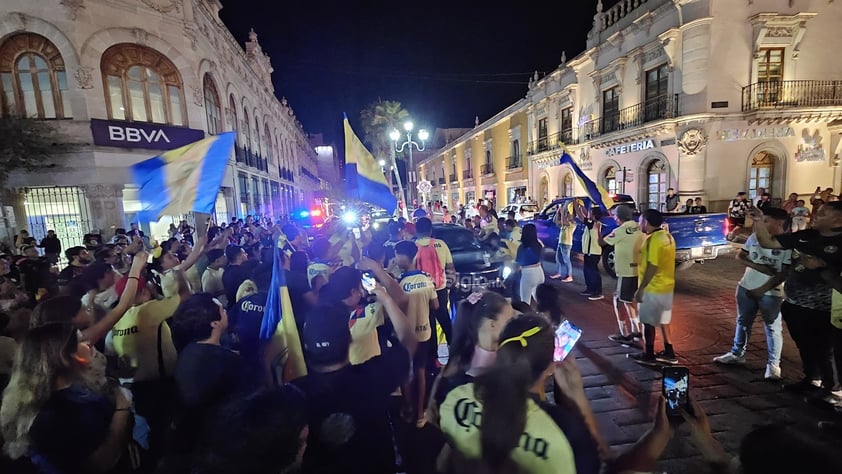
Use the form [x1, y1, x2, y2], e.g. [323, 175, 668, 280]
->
[344, 115, 397, 212]
[260, 240, 307, 381]
[559, 148, 613, 211]
[131, 132, 235, 221]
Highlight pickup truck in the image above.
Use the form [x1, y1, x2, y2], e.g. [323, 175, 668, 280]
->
[521, 194, 733, 278]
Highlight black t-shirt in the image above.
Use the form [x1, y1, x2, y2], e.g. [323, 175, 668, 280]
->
[285, 269, 312, 335]
[174, 343, 258, 446]
[221, 260, 259, 308]
[29, 385, 114, 473]
[775, 229, 842, 310]
[230, 291, 268, 371]
[690, 205, 707, 214]
[19, 257, 54, 293]
[293, 345, 410, 474]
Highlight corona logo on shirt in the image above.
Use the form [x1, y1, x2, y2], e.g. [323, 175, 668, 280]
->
[452, 397, 551, 460]
[112, 326, 139, 337]
[240, 300, 264, 313]
[403, 280, 429, 292]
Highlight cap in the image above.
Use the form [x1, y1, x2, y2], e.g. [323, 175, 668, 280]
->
[302, 304, 351, 365]
[615, 205, 634, 221]
[115, 274, 146, 298]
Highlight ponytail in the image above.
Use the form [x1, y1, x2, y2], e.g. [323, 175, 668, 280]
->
[473, 315, 553, 472]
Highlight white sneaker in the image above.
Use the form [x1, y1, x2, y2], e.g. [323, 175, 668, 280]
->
[823, 390, 842, 407]
[713, 352, 746, 365]
[765, 363, 781, 380]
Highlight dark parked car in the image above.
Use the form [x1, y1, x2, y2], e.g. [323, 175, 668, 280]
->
[431, 223, 504, 300]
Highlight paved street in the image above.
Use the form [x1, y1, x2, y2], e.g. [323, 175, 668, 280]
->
[544, 251, 842, 472]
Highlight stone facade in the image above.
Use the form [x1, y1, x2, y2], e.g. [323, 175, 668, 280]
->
[0, 0, 322, 245]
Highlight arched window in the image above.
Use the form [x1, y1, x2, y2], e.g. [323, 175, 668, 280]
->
[242, 107, 252, 151]
[0, 33, 72, 118]
[101, 44, 185, 125]
[561, 172, 573, 197]
[203, 74, 221, 134]
[264, 124, 273, 162]
[646, 159, 667, 210]
[749, 152, 774, 199]
[253, 115, 261, 157]
[603, 166, 618, 195]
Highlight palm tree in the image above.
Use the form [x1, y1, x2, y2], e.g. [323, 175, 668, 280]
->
[359, 99, 411, 217]
[359, 99, 409, 162]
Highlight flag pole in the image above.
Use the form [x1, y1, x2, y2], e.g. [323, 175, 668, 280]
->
[390, 147, 409, 220]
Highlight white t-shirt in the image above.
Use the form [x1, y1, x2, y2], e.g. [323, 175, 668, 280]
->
[201, 266, 227, 307]
[739, 233, 792, 296]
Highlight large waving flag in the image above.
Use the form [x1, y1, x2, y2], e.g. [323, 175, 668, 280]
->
[131, 132, 235, 221]
[260, 240, 307, 381]
[559, 148, 613, 211]
[344, 115, 398, 212]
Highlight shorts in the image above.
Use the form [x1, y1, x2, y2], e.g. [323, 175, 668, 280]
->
[728, 216, 745, 228]
[616, 276, 638, 303]
[638, 291, 674, 326]
[412, 336, 431, 371]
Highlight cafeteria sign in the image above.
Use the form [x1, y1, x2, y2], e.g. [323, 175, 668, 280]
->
[605, 139, 655, 157]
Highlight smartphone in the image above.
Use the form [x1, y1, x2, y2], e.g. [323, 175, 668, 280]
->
[361, 270, 377, 293]
[662, 366, 690, 418]
[553, 320, 583, 362]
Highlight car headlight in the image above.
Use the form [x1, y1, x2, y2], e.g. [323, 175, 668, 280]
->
[502, 265, 513, 279]
[373, 222, 380, 229]
[342, 211, 357, 225]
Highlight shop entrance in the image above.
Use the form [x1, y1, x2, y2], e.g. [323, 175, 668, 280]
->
[24, 186, 92, 264]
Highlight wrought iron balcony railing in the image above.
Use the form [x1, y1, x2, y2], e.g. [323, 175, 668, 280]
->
[481, 164, 494, 175]
[742, 80, 842, 111]
[449, 174, 457, 182]
[507, 154, 523, 169]
[462, 169, 473, 179]
[577, 94, 678, 142]
[438, 177, 445, 185]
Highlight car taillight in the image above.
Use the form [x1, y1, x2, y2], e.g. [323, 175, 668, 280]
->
[311, 209, 322, 217]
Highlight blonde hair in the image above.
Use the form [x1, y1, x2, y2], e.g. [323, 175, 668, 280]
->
[1, 323, 79, 459]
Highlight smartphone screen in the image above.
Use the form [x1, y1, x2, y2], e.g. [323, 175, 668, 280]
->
[553, 320, 583, 362]
[662, 366, 690, 417]
[361, 271, 377, 293]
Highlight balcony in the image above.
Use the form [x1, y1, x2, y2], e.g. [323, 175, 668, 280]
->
[507, 155, 522, 169]
[481, 164, 494, 175]
[527, 129, 574, 155]
[438, 177, 446, 185]
[578, 94, 678, 141]
[449, 173, 457, 182]
[462, 169, 473, 180]
[742, 80, 842, 112]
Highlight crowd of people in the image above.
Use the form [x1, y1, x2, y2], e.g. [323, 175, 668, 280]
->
[0, 196, 840, 474]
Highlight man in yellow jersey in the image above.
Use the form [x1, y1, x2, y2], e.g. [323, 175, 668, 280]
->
[599, 205, 644, 345]
[414, 217, 456, 345]
[628, 209, 678, 366]
[111, 264, 192, 457]
[395, 240, 439, 427]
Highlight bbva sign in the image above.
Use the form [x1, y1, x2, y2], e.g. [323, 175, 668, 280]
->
[91, 118, 205, 151]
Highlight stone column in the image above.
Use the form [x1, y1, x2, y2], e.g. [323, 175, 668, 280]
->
[676, 126, 709, 204]
[83, 184, 125, 234]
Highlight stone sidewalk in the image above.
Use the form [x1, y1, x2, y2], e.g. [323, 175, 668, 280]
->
[547, 256, 842, 472]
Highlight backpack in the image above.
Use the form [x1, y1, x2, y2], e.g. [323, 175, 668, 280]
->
[416, 239, 445, 288]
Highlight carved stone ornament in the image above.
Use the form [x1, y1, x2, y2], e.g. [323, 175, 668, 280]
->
[141, 0, 181, 14]
[131, 28, 149, 46]
[191, 86, 203, 107]
[74, 67, 94, 89]
[61, 0, 85, 20]
[84, 184, 123, 199]
[677, 127, 708, 156]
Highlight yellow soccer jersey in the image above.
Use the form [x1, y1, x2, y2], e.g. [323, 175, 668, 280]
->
[349, 301, 385, 365]
[440, 383, 577, 474]
[639, 229, 676, 294]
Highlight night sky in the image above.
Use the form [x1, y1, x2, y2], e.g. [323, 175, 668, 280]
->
[219, 1, 601, 146]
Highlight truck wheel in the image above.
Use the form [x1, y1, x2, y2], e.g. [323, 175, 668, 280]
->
[602, 246, 617, 279]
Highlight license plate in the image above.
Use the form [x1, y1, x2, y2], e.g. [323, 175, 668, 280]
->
[691, 246, 713, 257]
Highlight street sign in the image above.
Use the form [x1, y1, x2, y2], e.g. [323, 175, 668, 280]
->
[417, 180, 433, 194]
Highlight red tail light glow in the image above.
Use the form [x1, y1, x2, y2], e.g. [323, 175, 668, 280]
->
[311, 209, 322, 217]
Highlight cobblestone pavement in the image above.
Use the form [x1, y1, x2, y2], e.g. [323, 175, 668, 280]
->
[544, 252, 842, 473]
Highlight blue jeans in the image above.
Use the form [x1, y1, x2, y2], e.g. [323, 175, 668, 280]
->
[556, 243, 572, 278]
[731, 285, 783, 365]
[583, 254, 602, 295]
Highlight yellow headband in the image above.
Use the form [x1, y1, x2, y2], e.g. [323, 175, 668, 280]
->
[499, 326, 541, 349]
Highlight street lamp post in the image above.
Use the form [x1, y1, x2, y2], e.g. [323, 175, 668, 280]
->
[391, 121, 428, 211]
